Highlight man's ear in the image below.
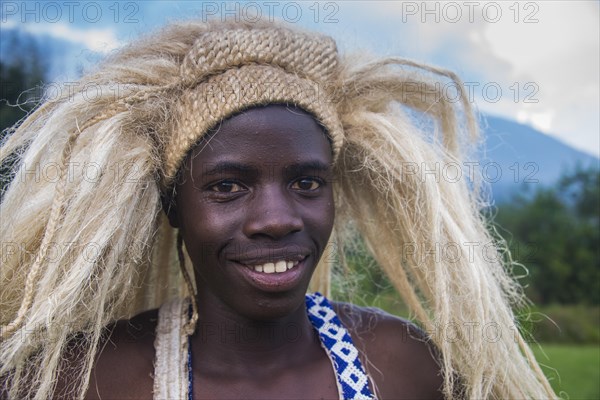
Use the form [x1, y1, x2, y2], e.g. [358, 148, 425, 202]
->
[160, 190, 179, 228]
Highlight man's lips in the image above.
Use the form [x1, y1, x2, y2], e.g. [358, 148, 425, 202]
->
[236, 257, 306, 273]
[231, 256, 311, 292]
[228, 247, 309, 267]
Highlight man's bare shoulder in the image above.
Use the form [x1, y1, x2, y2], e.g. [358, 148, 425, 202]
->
[54, 308, 158, 399]
[331, 301, 444, 400]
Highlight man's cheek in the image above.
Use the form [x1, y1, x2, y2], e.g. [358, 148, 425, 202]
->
[185, 240, 217, 265]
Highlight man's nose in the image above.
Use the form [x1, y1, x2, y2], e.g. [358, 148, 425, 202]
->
[242, 185, 303, 239]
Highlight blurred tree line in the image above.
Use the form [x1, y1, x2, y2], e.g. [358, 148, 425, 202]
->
[1, 31, 46, 191]
[333, 167, 600, 343]
[495, 166, 600, 305]
[1, 31, 46, 132]
[0, 61, 43, 131]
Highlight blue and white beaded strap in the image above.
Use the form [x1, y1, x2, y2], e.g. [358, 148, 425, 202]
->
[305, 293, 375, 400]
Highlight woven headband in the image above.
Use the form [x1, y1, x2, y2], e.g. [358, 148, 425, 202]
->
[162, 27, 343, 187]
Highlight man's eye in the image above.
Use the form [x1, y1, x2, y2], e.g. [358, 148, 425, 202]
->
[292, 178, 321, 191]
[210, 181, 244, 193]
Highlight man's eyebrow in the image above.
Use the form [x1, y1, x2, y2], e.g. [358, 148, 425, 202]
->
[197, 162, 259, 176]
[286, 161, 332, 173]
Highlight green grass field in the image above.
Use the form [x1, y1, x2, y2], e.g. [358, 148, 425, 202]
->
[533, 344, 600, 399]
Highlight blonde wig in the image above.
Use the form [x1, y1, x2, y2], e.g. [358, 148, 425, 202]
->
[0, 19, 555, 399]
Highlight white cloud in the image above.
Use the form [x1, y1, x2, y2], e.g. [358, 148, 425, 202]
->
[338, 1, 600, 157]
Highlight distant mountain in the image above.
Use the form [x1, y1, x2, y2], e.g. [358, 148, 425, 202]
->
[480, 115, 599, 203]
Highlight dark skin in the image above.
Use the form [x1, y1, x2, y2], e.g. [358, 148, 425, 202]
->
[54, 106, 443, 399]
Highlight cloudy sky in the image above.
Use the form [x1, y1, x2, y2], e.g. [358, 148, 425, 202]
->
[1, 1, 598, 156]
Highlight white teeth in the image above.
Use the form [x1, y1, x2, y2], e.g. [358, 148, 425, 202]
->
[263, 262, 275, 273]
[275, 261, 287, 273]
[251, 259, 302, 274]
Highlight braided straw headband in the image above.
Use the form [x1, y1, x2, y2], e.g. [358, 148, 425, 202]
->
[162, 26, 344, 188]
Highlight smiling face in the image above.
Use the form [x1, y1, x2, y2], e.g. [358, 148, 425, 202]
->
[169, 105, 335, 320]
